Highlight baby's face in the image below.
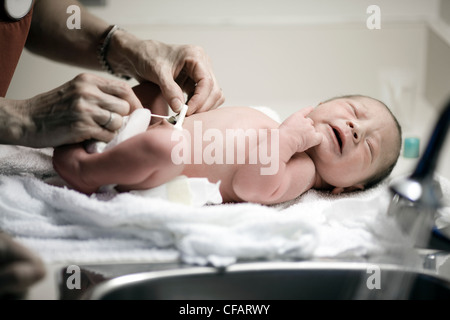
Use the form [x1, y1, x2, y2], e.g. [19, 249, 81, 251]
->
[305, 96, 399, 190]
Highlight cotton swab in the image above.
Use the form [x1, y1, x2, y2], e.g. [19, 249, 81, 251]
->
[150, 104, 188, 130]
[174, 104, 188, 130]
[150, 114, 173, 119]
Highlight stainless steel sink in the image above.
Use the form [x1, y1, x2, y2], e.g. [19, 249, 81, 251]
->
[59, 259, 450, 300]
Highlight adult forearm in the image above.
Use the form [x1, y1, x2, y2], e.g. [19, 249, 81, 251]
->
[25, 0, 109, 70]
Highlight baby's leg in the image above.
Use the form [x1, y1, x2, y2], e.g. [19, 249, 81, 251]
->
[113, 121, 186, 192]
[53, 121, 185, 194]
[53, 143, 98, 194]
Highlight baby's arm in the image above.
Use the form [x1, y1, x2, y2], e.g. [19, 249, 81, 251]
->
[232, 152, 316, 204]
[231, 107, 322, 204]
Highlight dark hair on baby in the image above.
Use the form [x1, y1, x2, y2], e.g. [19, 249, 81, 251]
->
[324, 94, 402, 189]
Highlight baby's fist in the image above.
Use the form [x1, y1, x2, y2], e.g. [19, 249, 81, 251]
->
[280, 107, 323, 153]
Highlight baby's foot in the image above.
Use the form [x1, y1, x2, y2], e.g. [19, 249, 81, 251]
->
[53, 144, 100, 194]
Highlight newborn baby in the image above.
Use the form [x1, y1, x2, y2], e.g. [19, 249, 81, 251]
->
[53, 83, 402, 204]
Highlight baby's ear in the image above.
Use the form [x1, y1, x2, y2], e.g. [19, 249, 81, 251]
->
[331, 184, 364, 195]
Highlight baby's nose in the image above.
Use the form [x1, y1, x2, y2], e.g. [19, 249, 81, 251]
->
[347, 121, 363, 143]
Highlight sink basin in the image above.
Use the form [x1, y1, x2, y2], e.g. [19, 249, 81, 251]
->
[61, 261, 450, 300]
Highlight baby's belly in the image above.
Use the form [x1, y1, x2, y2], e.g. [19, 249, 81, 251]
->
[183, 106, 279, 132]
[179, 107, 281, 202]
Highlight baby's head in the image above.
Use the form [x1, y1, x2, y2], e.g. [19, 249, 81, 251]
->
[305, 95, 402, 194]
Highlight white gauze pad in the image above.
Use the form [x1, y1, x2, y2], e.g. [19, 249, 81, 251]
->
[85, 108, 151, 154]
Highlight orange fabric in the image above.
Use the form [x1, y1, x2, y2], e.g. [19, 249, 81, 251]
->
[0, 3, 34, 97]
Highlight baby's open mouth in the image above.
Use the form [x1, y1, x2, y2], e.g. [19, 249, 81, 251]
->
[332, 128, 343, 152]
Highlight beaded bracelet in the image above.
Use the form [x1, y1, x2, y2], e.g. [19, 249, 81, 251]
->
[97, 25, 131, 80]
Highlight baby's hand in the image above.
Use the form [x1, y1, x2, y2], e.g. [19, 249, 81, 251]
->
[280, 106, 323, 153]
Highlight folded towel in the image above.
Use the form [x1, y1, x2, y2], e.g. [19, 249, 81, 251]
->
[0, 168, 426, 266]
[0, 174, 317, 266]
[0, 145, 55, 178]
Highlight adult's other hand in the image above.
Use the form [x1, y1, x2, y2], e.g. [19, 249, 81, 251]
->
[0, 232, 45, 299]
[0, 73, 143, 147]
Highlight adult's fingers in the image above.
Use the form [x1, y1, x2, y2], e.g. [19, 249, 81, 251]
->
[163, 46, 224, 115]
[182, 56, 217, 115]
[158, 72, 185, 113]
[70, 74, 140, 133]
[0, 261, 43, 297]
[71, 73, 142, 115]
[93, 109, 123, 132]
[189, 78, 224, 114]
[0, 233, 45, 297]
[62, 86, 125, 134]
[97, 78, 143, 113]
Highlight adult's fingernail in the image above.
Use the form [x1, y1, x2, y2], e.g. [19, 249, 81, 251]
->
[171, 99, 182, 112]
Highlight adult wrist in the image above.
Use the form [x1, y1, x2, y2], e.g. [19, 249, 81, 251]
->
[101, 26, 139, 80]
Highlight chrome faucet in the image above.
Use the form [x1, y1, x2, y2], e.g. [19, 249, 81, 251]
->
[388, 97, 450, 247]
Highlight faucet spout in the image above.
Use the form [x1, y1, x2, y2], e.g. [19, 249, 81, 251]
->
[411, 98, 450, 181]
[388, 97, 450, 247]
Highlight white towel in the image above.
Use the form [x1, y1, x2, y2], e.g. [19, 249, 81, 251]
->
[0, 164, 423, 266]
[0, 145, 55, 177]
[0, 174, 317, 266]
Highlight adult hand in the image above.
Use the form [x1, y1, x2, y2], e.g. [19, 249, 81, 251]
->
[1, 73, 143, 147]
[108, 33, 225, 115]
[0, 232, 45, 299]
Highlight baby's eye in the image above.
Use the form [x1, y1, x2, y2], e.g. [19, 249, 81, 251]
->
[367, 140, 374, 162]
[348, 103, 357, 117]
